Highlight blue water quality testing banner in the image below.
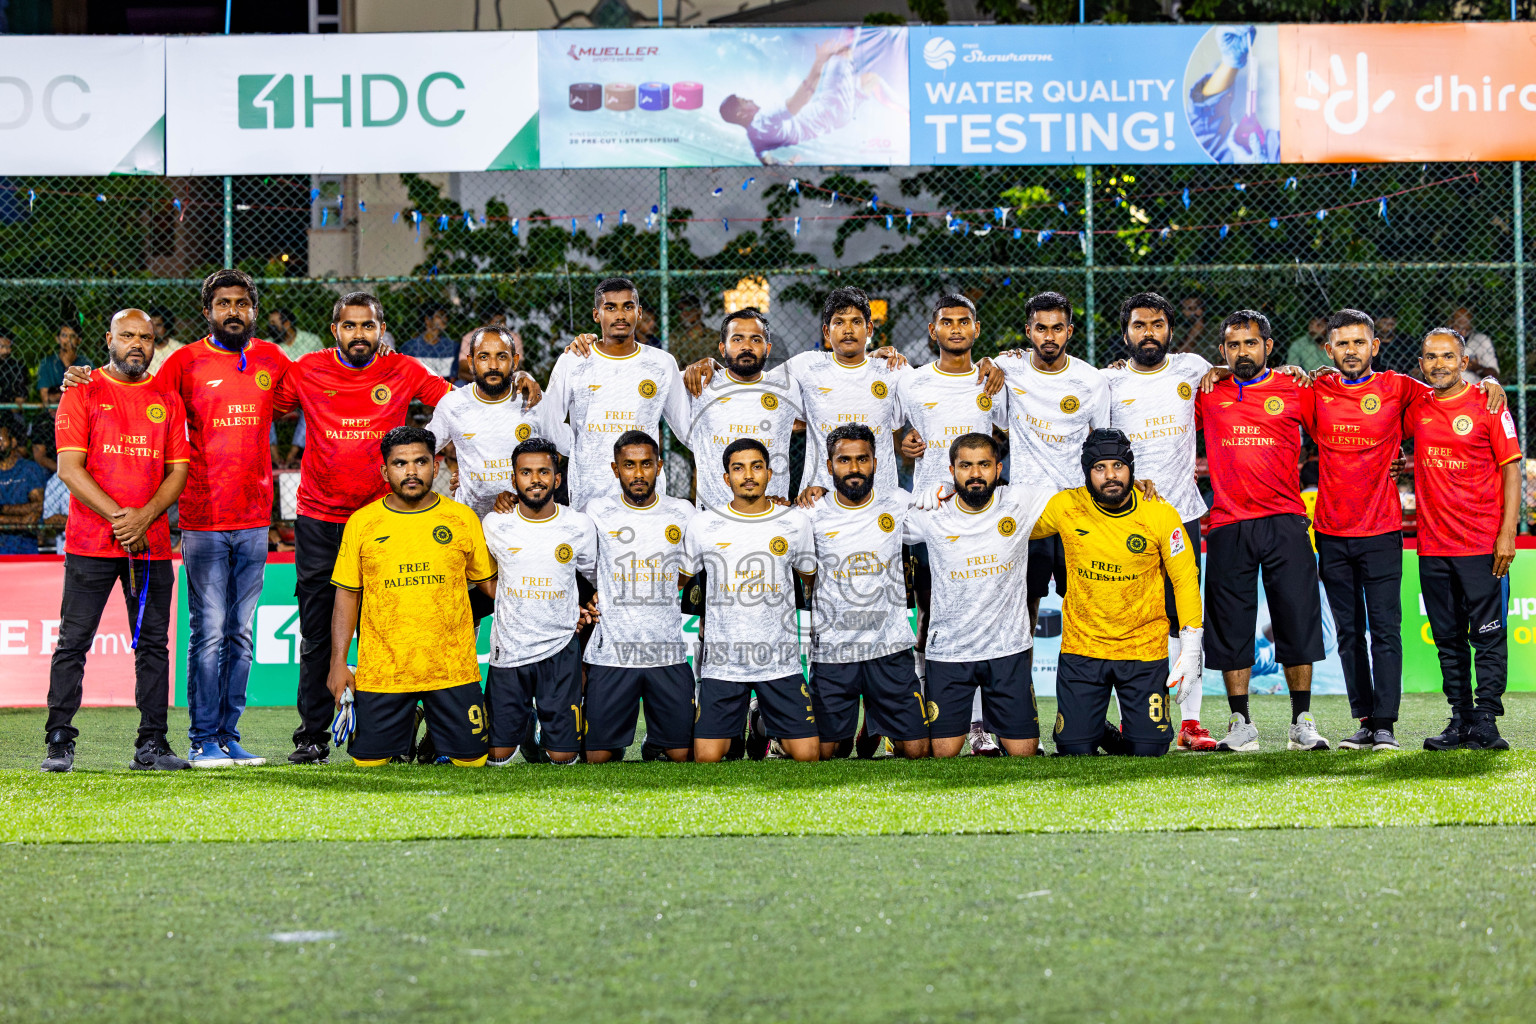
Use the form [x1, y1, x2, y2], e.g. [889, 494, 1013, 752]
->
[909, 25, 1281, 165]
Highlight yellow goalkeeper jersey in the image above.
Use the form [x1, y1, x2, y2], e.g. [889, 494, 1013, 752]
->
[1031, 487, 1201, 661]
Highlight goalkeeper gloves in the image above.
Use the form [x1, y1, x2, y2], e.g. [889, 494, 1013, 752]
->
[914, 481, 953, 511]
[331, 688, 355, 747]
[1167, 626, 1204, 706]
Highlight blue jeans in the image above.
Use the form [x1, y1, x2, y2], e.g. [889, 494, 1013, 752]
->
[182, 527, 268, 744]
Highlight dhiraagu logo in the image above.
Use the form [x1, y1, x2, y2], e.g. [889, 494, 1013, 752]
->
[237, 73, 466, 130]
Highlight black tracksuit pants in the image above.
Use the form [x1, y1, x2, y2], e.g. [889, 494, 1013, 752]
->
[294, 515, 348, 746]
[1315, 531, 1403, 722]
[1419, 553, 1509, 716]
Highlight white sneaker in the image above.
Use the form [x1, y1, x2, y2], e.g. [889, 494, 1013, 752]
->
[1215, 712, 1259, 752]
[968, 722, 1002, 756]
[1287, 711, 1331, 751]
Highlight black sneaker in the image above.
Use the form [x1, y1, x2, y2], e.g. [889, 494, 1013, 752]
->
[41, 730, 75, 773]
[1423, 714, 1466, 751]
[288, 742, 330, 764]
[1371, 728, 1401, 751]
[1097, 720, 1131, 756]
[854, 721, 884, 759]
[1339, 722, 1374, 750]
[414, 726, 438, 765]
[640, 740, 668, 762]
[745, 700, 770, 761]
[129, 738, 190, 771]
[1464, 711, 1510, 751]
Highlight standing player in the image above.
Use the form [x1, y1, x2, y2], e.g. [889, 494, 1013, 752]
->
[1034, 429, 1202, 756]
[327, 427, 496, 766]
[905, 433, 1049, 758]
[1103, 292, 1217, 750]
[1407, 329, 1521, 751]
[42, 310, 190, 772]
[684, 309, 806, 511]
[806, 424, 929, 759]
[545, 278, 690, 511]
[683, 438, 819, 762]
[1196, 311, 1327, 752]
[481, 438, 598, 766]
[581, 430, 697, 763]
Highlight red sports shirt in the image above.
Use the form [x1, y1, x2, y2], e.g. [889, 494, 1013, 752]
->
[274, 350, 453, 522]
[1405, 384, 1522, 557]
[1311, 370, 1427, 538]
[54, 373, 190, 559]
[1195, 370, 1316, 529]
[157, 337, 291, 531]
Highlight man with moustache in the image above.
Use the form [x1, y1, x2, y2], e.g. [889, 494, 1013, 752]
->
[41, 310, 190, 773]
[580, 430, 698, 763]
[1033, 429, 1202, 757]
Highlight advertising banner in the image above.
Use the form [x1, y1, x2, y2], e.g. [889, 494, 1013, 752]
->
[164, 32, 539, 175]
[538, 26, 909, 169]
[908, 25, 1280, 166]
[0, 36, 164, 175]
[1278, 23, 1536, 163]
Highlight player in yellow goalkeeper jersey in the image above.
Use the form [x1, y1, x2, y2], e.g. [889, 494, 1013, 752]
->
[1031, 428, 1204, 756]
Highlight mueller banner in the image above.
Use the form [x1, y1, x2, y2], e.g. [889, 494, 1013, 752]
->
[0, 36, 165, 175]
[538, 26, 910, 168]
[164, 32, 539, 174]
[1278, 23, 1536, 162]
[908, 25, 1281, 165]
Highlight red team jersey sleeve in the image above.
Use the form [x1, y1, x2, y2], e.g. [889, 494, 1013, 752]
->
[1409, 386, 1522, 556]
[1196, 372, 1310, 528]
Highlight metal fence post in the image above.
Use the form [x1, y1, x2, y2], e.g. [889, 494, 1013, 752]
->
[1083, 165, 1095, 364]
[1515, 160, 1527, 528]
[659, 168, 669, 350]
[223, 176, 233, 268]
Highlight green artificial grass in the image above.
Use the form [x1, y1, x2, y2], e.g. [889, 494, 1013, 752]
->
[1, 695, 1532, 842]
[3, 829, 1533, 1023]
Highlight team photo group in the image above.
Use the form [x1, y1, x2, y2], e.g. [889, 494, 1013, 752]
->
[38, 267, 1521, 772]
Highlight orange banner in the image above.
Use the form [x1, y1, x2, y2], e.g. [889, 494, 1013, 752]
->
[1280, 23, 1536, 162]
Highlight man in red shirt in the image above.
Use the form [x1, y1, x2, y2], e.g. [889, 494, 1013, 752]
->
[1195, 310, 1328, 753]
[42, 309, 190, 773]
[1407, 328, 1521, 751]
[1313, 309, 1503, 752]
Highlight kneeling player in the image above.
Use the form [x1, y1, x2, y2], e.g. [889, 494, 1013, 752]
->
[1034, 429, 1203, 756]
[807, 424, 929, 759]
[481, 437, 598, 765]
[905, 433, 1050, 757]
[582, 430, 698, 762]
[327, 426, 497, 766]
[684, 438, 820, 762]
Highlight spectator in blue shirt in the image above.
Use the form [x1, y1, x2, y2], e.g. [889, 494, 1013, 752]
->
[35, 322, 90, 406]
[0, 417, 45, 554]
[400, 303, 457, 380]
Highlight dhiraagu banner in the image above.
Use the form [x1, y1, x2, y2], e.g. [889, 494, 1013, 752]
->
[163, 32, 539, 174]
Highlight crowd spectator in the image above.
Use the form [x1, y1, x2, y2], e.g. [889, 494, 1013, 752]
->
[0, 417, 45, 554]
[1177, 296, 1209, 355]
[1285, 315, 1331, 372]
[0, 329, 31, 403]
[148, 308, 184, 374]
[457, 307, 522, 382]
[1369, 307, 1417, 376]
[36, 322, 89, 405]
[401, 303, 457, 380]
[268, 308, 326, 357]
[1450, 306, 1499, 381]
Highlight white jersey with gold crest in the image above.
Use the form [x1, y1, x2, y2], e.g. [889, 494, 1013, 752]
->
[583, 492, 697, 669]
[786, 350, 909, 495]
[425, 384, 570, 519]
[687, 364, 805, 511]
[482, 504, 598, 668]
[806, 489, 916, 664]
[892, 361, 1007, 499]
[1103, 353, 1211, 522]
[544, 345, 690, 512]
[998, 352, 1111, 494]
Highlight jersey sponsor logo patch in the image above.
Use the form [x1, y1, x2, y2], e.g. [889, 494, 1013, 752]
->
[1059, 395, 1080, 414]
[976, 393, 992, 412]
[432, 525, 453, 545]
[1503, 410, 1518, 439]
[871, 380, 888, 399]
[515, 423, 532, 442]
[638, 379, 657, 399]
[761, 393, 779, 411]
[665, 524, 682, 544]
[146, 403, 167, 423]
[997, 516, 1017, 537]
[370, 384, 392, 405]
[1453, 414, 1474, 436]
[878, 512, 896, 533]
[1263, 396, 1284, 415]
[769, 535, 789, 556]
[1125, 533, 1148, 553]
[255, 370, 273, 391]
[1360, 394, 1381, 414]
[555, 542, 574, 564]
[1169, 527, 1186, 556]
[1177, 382, 1193, 400]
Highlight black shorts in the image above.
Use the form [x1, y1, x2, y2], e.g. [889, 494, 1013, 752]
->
[1053, 653, 1171, 756]
[1203, 514, 1325, 671]
[1027, 535, 1068, 603]
[485, 636, 583, 753]
[584, 662, 696, 751]
[695, 674, 818, 741]
[1164, 518, 1203, 636]
[351, 682, 488, 761]
[927, 652, 1039, 741]
[810, 650, 928, 743]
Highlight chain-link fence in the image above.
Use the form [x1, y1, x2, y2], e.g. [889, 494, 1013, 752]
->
[0, 161, 1529, 548]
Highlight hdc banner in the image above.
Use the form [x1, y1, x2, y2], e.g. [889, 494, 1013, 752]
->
[163, 32, 539, 175]
[0, 36, 165, 175]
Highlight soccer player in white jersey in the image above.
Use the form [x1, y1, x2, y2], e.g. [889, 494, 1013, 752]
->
[480, 437, 598, 766]
[904, 433, 1050, 757]
[1103, 292, 1217, 750]
[581, 429, 697, 763]
[543, 278, 690, 510]
[806, 423, 929, 759]
[682, 437, 819, 762]
[684, 308, 806, 511]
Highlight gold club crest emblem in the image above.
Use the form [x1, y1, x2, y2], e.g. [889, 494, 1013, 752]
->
[145, 403, 167, 423]
[998, 516, 1017, 537]
[1452, 414, 1474, 436]
[871, 380, 888, 399]
[432, 525, 453, 545]
[1126, 533, 1148, 553]
[878, 513, 895, 533]
[1060, 395, 1080, 414]
[371, 384, 392, 405]
[761, 393, 779, 411]
[1177, 382, 1193, 400]
[665, 524, 683, 544]
[1263, 396, 1284, 415]
[515, 423, 532, 442]
[976, 393, 992, 412]
[769, 535, 789, 556]
[638, 379, 657, 399]
[1361, 394, 1381, 415]
[555, 543, 574, 564]
[255, 369, 273, 391]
